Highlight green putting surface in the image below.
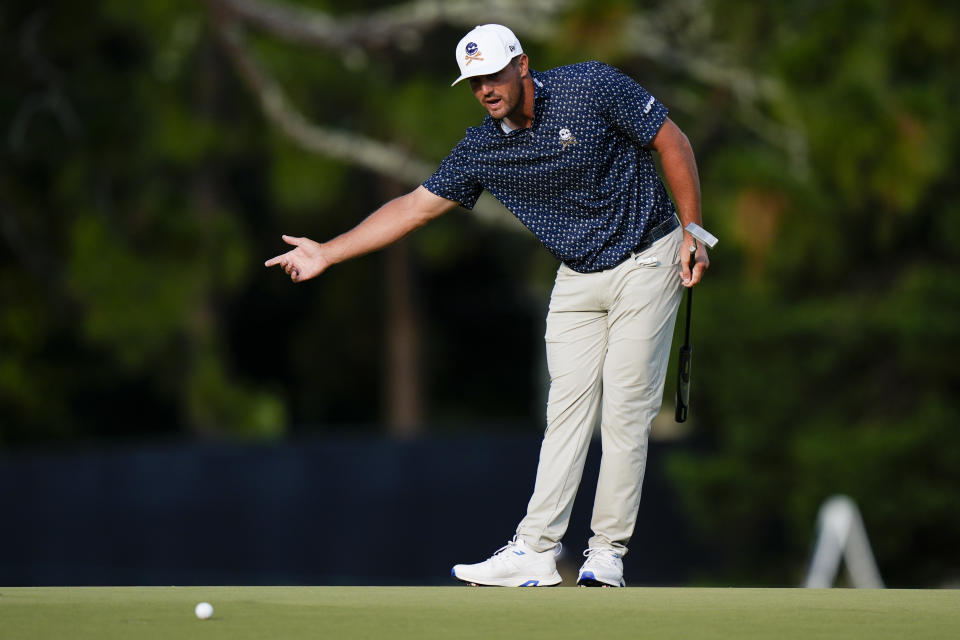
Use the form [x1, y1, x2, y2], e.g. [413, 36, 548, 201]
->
[1, 587, 957, 639]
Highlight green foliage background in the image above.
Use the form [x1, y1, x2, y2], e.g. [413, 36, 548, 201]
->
[1, 0, 957, 586]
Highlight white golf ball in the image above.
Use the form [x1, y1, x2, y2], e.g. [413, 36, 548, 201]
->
[195, 602, 214, 620]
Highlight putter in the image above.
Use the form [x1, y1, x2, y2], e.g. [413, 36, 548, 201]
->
[675, 223, 718, 423]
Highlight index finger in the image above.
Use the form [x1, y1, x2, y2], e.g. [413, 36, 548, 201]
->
[265, 254, 286, 267]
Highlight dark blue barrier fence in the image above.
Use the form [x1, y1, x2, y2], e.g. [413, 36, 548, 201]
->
[0, 434, 698, 585]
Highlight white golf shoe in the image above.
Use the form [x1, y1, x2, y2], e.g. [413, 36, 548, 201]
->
[451, 537, 562, 587]
[577, 547, 626, 587]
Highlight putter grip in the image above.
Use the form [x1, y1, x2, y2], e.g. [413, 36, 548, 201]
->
[675, 345, 692, 422]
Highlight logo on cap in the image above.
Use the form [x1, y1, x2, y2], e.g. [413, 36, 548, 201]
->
[464, 41, 483, 65]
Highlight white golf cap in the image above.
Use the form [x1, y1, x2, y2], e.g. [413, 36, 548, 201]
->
[450, 24, 524, 87]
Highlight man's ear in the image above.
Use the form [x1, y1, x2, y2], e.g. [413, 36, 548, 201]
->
[515, 54, 530, 77]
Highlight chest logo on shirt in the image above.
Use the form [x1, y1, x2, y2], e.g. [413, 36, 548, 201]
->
[559, 128, 578, 150]
[464, 42, 483, 66]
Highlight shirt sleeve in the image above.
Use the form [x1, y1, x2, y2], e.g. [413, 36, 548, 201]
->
[422, 137, 484, 210]
[591, 62, 669, 147]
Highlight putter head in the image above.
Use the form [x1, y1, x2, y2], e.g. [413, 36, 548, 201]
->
[684, 223, 719, 249]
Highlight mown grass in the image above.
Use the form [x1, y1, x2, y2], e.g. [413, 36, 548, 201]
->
[1, 586, 957, 639]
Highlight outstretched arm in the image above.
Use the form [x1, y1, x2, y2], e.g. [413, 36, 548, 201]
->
[265, 186, 459, 282]
[648, 117, 709, 287]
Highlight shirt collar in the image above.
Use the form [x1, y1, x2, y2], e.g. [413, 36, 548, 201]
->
[486, 69, 548, 137]
[530, 69, 548, 100]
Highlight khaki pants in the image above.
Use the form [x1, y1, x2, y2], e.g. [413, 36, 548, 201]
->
[516, 226, 684, 556]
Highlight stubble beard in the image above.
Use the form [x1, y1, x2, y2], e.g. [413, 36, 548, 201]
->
[493, 79, 525, 125]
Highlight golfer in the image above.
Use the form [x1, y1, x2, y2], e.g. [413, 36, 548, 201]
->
[265, 24, 709, 587]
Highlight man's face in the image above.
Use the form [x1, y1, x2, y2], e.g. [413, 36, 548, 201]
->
[468, 55, 527, 121]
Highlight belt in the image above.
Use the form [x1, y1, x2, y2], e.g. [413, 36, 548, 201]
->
[624, 216, 679, 261]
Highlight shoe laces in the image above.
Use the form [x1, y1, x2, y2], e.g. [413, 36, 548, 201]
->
[484, 539, 522, 570]
[583, 547, 621, 568]
[491, 537, 562, 561]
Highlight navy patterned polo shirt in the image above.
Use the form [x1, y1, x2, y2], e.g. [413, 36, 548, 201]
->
[422, 61, 678, 273]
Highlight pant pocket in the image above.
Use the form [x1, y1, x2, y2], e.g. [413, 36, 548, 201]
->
[632, 227, 683, 270]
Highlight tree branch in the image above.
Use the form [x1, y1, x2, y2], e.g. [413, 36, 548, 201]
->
[617, 12, 808, 172]
[211, 0, 807, 214]
[211, 0, 570, 49]
[213, 0, 806, 172]
[8, 9, 83, 153]
[214, 19, 432, 183]
[209, 13, 518, 226]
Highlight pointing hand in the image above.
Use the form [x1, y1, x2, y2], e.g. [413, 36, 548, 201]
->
[264, 235, 328, 283]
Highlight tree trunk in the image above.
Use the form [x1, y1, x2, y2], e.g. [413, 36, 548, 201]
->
[381, 183, 423, 437]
